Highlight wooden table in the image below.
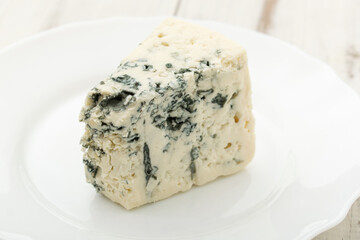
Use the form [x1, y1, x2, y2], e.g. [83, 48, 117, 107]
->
[1, 0, 359, 239]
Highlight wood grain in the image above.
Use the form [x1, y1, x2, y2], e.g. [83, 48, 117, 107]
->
[0, 0, 359, 238]
[257, 0, 277, 32]
[260, 0, 360, 94]
[0, 0, 177, 48]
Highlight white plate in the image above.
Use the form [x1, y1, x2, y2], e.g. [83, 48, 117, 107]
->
[0, 17, 359, 240]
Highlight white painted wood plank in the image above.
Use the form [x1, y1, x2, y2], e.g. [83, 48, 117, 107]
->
[56, 0, 177, 25]
[0, 0, 177, 49]
[0, 0, 62, 48]
[176, 0, 263, 30]
[260, 0, 360, 94]
[316, 200, 360, 239]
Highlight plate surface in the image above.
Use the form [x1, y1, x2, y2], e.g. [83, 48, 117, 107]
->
[0, 17, 360, 240]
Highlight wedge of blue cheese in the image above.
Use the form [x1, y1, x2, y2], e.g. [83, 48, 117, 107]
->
[79, 18, 255, 209]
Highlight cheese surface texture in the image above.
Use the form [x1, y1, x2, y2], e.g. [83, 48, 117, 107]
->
[79, 18, 255, 209]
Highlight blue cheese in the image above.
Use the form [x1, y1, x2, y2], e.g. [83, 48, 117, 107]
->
[79, 18, 255, 209]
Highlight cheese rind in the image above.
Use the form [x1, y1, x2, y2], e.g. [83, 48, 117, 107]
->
[79, 18, 255, 209]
